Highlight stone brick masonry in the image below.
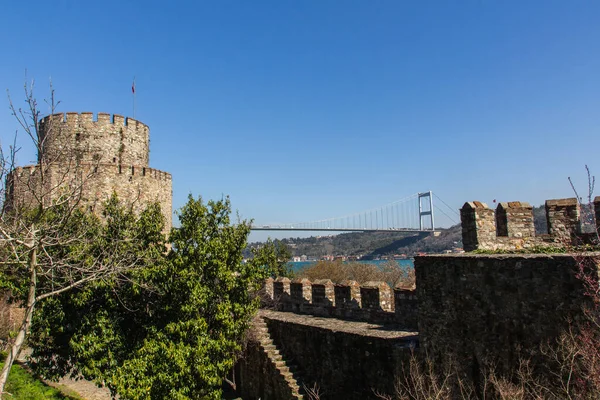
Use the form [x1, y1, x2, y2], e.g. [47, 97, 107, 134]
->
[6, 112, 172, 231]
[460, 197, 600, 251]
[265, 278, 418, 329]
[415, 253, 600, 379]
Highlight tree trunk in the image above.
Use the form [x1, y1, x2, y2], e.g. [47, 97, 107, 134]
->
[0, 248, 37, 398]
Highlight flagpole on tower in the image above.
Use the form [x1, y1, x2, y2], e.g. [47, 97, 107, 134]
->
[132, 77, 136, 118]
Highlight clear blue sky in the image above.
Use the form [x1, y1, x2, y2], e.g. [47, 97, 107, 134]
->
[1, 1, 599, 241]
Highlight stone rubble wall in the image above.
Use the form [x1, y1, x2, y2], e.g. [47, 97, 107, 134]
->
[236, 316, 304, 400]
[40, 112, 149, 166]
[415, 253, 600, 379]
[461, 197, 600, 251]
[267, 277, 417, 329]
[7, 162, 172, 233]
[263, 312, 413, 400]
[6, 112, 172, 232]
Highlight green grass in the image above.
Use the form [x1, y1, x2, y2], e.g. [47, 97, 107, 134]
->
[1, 362, 80, 400]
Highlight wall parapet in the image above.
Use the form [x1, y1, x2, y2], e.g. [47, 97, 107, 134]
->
[461, 197, 592, 251]
[6, 162, 172, 232]
[263, 278, 417, 329]
[41, 112, 149, 129]
[9, 163, 172, 181]
[39, 111, 150, 167]
[415, 253, 600, 382]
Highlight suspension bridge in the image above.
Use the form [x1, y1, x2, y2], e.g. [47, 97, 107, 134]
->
[251, 191, 459, 232]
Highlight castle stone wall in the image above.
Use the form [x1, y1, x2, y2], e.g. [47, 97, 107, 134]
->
[237, 340, 299, 400]
[311, 279, 335, 307]
[415, 253, 599, 377]
[262, 310, 415, 399]
[461, 197, 589, 251]
[546, 198, 580, 242]
[40, 112, 149, 166]
[6, 111, 172, 231]
[7, 162, 172, 232]
[496, 201, 535, 238]
[265, 278, 417, 329]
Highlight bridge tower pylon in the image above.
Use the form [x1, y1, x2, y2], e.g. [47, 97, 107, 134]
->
[418, 191, 435, 230]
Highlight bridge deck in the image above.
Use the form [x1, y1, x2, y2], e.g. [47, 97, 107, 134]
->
[251, 228, 437, 232]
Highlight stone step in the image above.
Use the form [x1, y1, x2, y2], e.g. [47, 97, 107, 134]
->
[282, 368, 304, 398]
[277, 365, 290, 374]
[280, 370, 294, 379]
[284, 374, 298, 384]
[254, 326, 269, 332]
[252, 319, 268, 329]
[267, 349, 280, 358]
[254, 316, 305, 400]
[271, 356, 284, 365]
[287, 380, 301, 391]
[287, 379, 300, 388]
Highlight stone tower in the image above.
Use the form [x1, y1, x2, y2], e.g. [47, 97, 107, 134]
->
[6, 112, 172, 231]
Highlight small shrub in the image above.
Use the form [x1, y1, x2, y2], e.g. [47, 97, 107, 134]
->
[296, 260, 415, 288]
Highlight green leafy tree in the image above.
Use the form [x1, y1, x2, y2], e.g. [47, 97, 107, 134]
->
[27, 195, 167, 386]
[0, 80, 167, 397]
[29, 195, 279, 399]
[254, 239, 293, 277]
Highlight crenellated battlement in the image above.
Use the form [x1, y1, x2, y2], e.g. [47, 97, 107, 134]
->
[460, 197, 597, 251]
[6, 162, 173, 232]
[39, 112, 150, 167]
[42, 112, 149, 129]
[9, 163, 172, 182]
[266, 277, 418, 329]
[10, 165, 38, 176]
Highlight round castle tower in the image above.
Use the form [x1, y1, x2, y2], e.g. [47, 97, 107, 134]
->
[39, 112, 150, 166]
[7, 112, 172, 232]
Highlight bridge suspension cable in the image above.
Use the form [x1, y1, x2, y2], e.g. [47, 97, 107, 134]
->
[252, 191, 437, 232]
[432, 192, 460, 225]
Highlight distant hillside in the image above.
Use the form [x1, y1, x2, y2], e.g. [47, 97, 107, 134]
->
[246, 225, 462, 259]
[245, 203, 551, 259]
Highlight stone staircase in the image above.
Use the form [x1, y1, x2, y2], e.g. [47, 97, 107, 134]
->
[253, 316, 305, 399]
